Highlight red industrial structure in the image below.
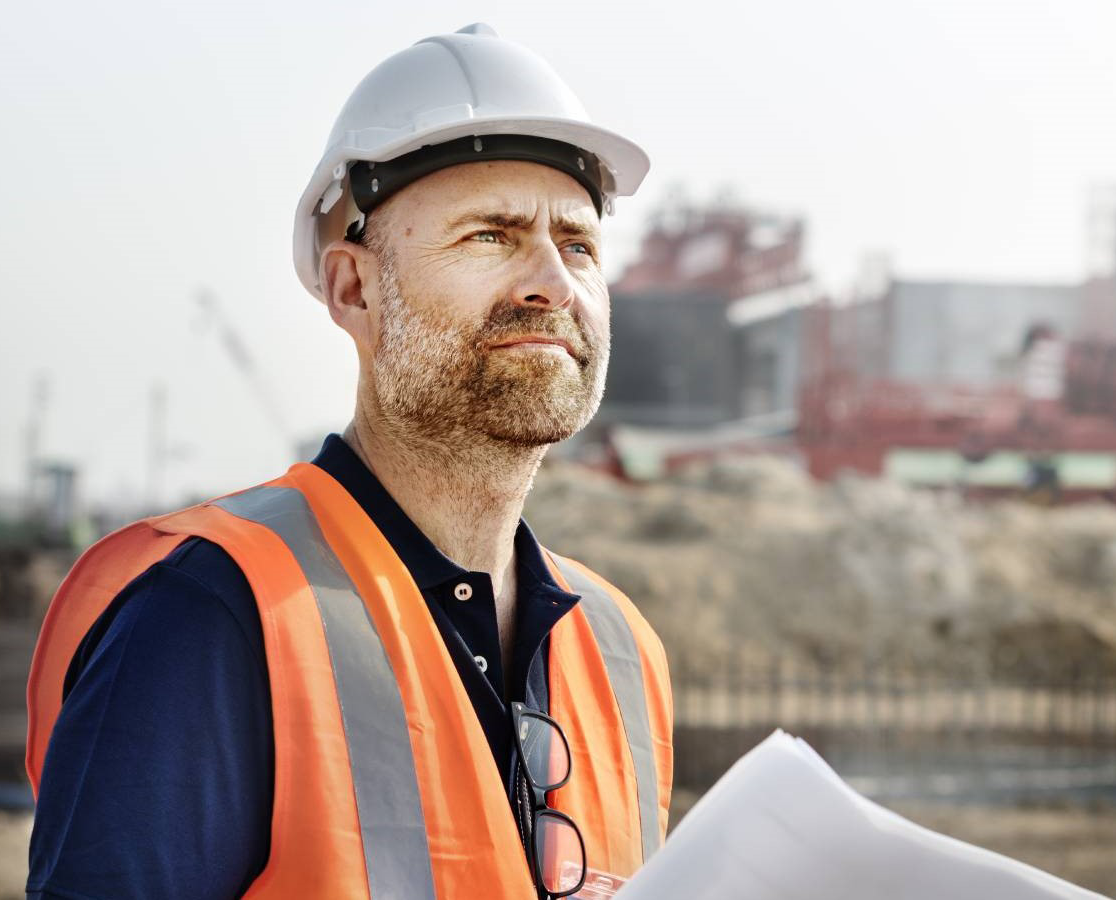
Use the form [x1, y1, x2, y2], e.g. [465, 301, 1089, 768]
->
[797, 298, 1116, 500]
[597, 195, 1116, 502]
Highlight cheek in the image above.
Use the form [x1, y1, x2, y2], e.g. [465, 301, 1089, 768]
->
[578, 288, 610, 340]
[414, 265, 499, 322]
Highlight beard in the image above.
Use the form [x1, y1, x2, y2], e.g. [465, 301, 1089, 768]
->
[371, 251, 609, 448]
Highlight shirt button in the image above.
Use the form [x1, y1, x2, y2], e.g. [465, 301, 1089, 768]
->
[474, 655, 488, 672]
[454, 582, 473, 601]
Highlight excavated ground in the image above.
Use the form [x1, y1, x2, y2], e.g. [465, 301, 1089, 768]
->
[526, 456, 1116, 681]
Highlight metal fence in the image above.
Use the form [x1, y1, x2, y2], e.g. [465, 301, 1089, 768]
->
[4, 629, 1116, 809]
[670, 652, 1116, 808]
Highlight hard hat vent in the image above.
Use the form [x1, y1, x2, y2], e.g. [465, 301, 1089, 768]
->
[455, 22, 498, 36]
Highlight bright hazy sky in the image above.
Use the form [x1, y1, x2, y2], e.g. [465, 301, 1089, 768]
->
[3, 0, 1115, 509]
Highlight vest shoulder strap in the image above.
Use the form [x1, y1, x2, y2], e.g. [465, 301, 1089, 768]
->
[213, 485, 438, 900]
[547, 553, 669, 861]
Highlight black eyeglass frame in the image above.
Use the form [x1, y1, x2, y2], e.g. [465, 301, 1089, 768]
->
[510, 701, 587, 900]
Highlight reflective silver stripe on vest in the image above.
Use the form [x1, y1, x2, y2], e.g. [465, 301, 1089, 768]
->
[214, 487, 437, 900]
[550, 554, 661, 861]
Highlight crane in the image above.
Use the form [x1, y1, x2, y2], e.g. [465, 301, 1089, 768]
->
[193, 288, 297, 458]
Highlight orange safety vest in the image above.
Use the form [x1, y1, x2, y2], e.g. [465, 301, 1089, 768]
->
[26, 462, 673, 898]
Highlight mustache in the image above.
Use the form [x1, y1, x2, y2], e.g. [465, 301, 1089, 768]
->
[477, 306, 592, 363]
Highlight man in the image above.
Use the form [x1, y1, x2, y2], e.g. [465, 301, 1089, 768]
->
[26, 24, 673, 900]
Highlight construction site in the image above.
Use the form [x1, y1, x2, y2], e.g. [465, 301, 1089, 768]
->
[3, 193, 1116, 895]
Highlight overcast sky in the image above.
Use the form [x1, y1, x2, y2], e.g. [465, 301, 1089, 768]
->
[3, 0, 1115, 509]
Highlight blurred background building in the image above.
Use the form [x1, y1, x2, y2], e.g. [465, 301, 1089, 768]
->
[572, 189, 1116, 513]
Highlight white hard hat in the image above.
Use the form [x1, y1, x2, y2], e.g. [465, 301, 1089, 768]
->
[293, 23, 650, 302]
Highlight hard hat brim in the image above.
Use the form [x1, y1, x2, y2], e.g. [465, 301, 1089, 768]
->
[294, 115, 649, 302]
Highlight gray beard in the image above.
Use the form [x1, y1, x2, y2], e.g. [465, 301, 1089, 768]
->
[370, 252, 609, 449]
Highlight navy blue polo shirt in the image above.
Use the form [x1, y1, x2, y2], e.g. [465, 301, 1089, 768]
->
[27, 434, 580, 900]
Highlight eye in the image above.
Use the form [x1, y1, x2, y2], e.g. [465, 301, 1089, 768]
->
[469, 230, 503, 244]
[563, 240, 599, 264]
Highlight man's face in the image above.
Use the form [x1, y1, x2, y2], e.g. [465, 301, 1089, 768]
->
[366, 160, 609, 448]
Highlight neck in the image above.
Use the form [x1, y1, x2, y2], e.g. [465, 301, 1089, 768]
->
[342, 406, 546, 596]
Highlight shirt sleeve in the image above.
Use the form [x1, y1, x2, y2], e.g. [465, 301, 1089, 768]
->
[26, 540, 274, 900]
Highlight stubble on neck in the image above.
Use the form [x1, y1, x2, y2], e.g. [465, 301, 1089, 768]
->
[342, 386, 545, 582]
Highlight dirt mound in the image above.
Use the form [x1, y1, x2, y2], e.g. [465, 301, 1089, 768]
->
[526, 456, 1116, 680]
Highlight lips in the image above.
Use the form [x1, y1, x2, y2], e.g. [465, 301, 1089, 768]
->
[490, 335, 576, 355]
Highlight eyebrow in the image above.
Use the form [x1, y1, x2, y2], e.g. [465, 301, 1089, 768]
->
[442, 208, 600, 241]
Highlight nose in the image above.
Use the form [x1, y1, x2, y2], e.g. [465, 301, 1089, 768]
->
[511, 240, 576, 311]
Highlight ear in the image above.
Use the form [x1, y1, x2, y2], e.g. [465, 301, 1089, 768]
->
[320, 239, 382, 349]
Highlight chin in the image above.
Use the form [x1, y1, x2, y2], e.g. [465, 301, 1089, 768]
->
[468, 360, 605, 447]
[478, 403, 599, 448]
[485, 427, 577, 448]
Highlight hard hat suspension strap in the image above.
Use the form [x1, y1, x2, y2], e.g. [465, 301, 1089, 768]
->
[344, 134, 605, 243]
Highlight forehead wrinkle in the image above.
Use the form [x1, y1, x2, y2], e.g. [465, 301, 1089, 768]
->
[440, 206, 600, 241]
[440, 209, 535, 236]
[551, 214, 600, 241]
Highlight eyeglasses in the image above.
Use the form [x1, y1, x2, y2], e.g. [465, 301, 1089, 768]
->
[510, 701, 587, 899]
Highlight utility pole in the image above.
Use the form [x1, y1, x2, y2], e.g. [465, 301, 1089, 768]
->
[1082, 185, 1116, 340]
[146, 382, 167, 512]
[1086, 184, 1116, 279]
[24, 373, 49, 520]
